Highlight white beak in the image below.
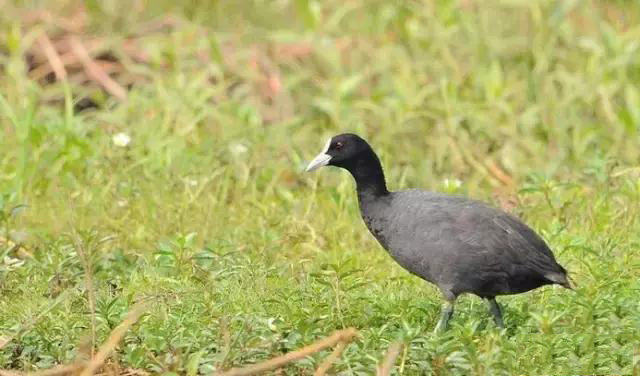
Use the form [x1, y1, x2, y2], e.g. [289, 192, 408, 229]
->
[305, 138, 332, 172]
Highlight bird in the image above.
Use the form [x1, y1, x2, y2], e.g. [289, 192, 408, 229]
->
[305, 133, 572, 331]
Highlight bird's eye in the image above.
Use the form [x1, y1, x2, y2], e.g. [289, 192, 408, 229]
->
[335, 142, 344, 150]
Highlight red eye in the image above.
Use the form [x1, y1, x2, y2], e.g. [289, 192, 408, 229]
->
[335, 142, 344, 149]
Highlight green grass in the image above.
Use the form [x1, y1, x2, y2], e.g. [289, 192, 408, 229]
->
[1, 0, 639, 374]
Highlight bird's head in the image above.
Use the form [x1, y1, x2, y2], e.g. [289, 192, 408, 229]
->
[305, 133, 371, 172]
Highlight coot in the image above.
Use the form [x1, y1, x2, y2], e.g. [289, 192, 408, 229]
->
[305, 133, 571, 331]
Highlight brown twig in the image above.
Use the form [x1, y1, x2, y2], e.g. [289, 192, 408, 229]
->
[78, 304, 147, 376]
[376, 342, 403, 376]
[69, 37, 127, 100]
[446, 135, 509, 188]
[486, 161, 514, 187]
[36, 33, 67, 81]
[0, 370, 23, 376]
[215, 328, 358, 376]
[29, 52, 79, 81]
[313, 340, 347, 376]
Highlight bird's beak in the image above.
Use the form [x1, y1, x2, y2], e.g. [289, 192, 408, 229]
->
[305, 138, 332, 172]
[305, 153, 331, 172]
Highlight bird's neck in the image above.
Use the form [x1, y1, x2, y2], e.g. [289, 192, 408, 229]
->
[347, 153, 389, 200]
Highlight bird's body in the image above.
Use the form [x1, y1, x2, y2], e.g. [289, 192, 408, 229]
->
[306, 133, 571, 330]
[359, 189, 569, 300]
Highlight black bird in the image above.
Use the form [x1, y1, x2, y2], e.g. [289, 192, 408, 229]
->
[305, 133, 571, 331]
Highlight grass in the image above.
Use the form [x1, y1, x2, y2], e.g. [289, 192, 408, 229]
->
[1, 0, 639, 374]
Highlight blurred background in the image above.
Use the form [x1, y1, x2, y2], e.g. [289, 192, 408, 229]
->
[0, 0, 639, 374]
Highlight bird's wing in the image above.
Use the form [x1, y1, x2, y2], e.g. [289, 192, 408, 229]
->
[455, 205, 566, 277]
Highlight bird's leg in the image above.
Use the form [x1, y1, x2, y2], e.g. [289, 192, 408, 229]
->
[433, 301, 455, 333]
[486, 297, 505, 329]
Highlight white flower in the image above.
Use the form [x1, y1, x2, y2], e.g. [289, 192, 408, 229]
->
[184, 178, 198, 187]
[442, 178, 462, 190]
[112, 132, 131, 147]
[229, 142, 248, 156]
[3, 256, 25, 270]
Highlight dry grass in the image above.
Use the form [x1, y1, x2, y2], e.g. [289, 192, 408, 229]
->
[215, 328, 357, 376]
[376, 342, 403, 376]
[1, 327, 357, 376]
[0, 304, 146, 376]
